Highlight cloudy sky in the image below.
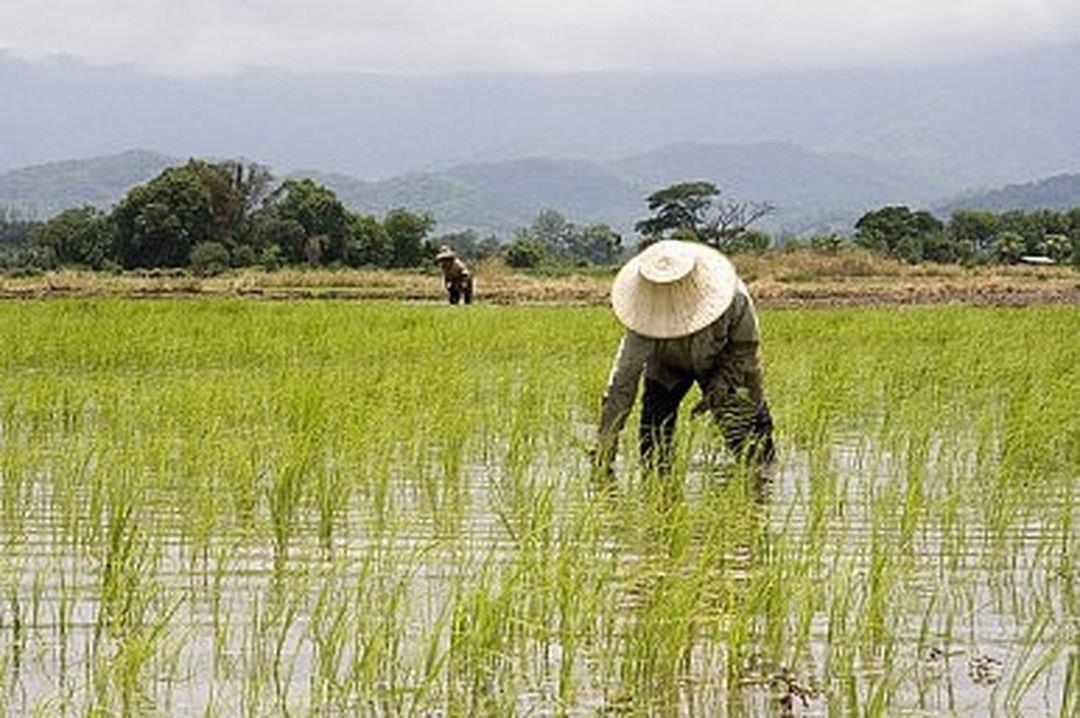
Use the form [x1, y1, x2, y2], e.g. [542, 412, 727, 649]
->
[2, 0, 1079, 75]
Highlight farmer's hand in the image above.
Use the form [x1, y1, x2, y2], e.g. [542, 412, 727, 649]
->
[587, 444, 615, 484]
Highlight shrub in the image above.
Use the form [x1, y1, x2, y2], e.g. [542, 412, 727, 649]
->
[504, 238, 546, 269]
[1039, 234, 1071, 262]
[723, 229, 771, 254]
[189, 241, 231, 276]
[259, 245, 282, 271]
[808, 233, 845, 253]
[231, 245, 258, 267]
[993, 231, 1025, 264]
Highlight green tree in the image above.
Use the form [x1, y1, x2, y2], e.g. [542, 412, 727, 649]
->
[110, 166, 213, 268]
[854, 205, 945, 261]
[250, 216, 307, 262]
[383, 208, 434, 267]
[920, 230, 971, 264]
[993, 231, 1025, 264]
[0, 208, 40, 248]
[635, 181, 773, 249]
[530, 209, 577, 255]
[949, 210, 998, 255]
[186, 159, 273, 249]
[189, 241, 231, 276]
[635, 181, 718, 240]
[257, 179, 352, 264]
[31, 206, 113, 268]
[724, 228, 771, 254]
[808, 233, 845, 253]
[574, 223, 623, 264]
[345, 214, 392, 267]
[504, 237, 546, 268]
[515, 211, 622, 266]
[997, 211, 1043, 253]
[1039, 234, 1071, 262]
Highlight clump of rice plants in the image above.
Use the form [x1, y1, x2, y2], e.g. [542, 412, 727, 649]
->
[0, 298, 1075, 715]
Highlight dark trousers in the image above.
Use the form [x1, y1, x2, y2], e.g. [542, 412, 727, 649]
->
[639, 378, 775, 473]
[448, 278, 473, 305]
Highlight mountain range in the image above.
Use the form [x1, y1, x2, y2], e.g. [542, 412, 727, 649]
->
[938, 174, 1080, 215]
[5, 145, 1080, 238]
[301, 141, 947, 235]
[3, 42, 1080, 190]
[0, 143, 948, 235]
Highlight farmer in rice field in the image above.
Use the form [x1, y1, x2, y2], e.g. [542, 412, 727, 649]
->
[434, 245, 474, 305]
[593, 239, 775, 477]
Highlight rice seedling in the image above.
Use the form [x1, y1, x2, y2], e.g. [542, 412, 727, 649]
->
[0, 298, 1074, 715]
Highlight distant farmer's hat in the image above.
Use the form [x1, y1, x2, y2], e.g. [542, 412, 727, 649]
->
[434, 245, 456, 261]
[611, 239, 737, 339]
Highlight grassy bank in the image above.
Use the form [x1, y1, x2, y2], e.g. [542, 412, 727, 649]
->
[2, 250, 1078, 306]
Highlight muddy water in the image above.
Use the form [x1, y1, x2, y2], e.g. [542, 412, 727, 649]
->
[0, 437, 1074, 717]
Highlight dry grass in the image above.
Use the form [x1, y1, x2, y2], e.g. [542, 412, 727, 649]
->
[2, 250, 1078, 306]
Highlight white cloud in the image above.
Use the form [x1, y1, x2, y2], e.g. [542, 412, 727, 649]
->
[2, 0, 1079, 75]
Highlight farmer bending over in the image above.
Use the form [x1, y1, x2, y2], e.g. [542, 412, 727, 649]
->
[594, 239, 775, 476]
[435, 245, 473, 305]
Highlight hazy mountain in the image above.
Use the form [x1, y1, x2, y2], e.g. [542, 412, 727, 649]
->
[303, 142, 940, 235]
[3, 42, 1080, 188]
[938, 174, 1080, 215]
[300, 158, 643, 236]
[2, 141, 938, 234]
[612, 142, 943, 227]
[0, 149, 176, 218]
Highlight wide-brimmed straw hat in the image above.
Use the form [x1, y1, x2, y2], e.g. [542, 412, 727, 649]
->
[611, 239, 737, 339]
[434, 245, 456, 261]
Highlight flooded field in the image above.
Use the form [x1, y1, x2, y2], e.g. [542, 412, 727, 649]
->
[0, 299, 1076, 716]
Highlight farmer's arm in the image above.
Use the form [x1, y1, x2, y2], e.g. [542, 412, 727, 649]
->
[597, 332, 648, 454]
[723, 285, 765, 407]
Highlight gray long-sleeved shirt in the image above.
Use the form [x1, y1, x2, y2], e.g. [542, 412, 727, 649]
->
[598, 280, 764, 441]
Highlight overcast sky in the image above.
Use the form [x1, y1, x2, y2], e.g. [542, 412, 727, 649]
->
[2, 0, 1079, 76]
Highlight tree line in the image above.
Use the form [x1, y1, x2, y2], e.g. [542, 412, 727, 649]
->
[0, 159, 629, 274]
[5, 160, 441, 274]
[622, 181, 1080, 265]
[3, 166, 1080, 273]
[850, 205, 1080, 265]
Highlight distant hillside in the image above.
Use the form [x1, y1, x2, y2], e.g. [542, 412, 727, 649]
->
[938, 174, 1080, 214]
[4, 43, 1080, 187]
[302, 158, 643, 236]
[0, 143, 955, 236]
[0, 150, 176, 218]
[305, 142, 941, 236]
[612, 142, 943, 228]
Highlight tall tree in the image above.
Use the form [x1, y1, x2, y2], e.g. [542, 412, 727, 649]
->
[110, 166, 213, 268]
[258, 179, 352, 264]
[346, 213, 392, 267]
[635, 181, 773, 249]
[383, 208, 434, 267]
[635, 181, 719, 240]
[854, 206, 943, 255]
[949, 210, 999, 255]
[31, 206, 113, 268]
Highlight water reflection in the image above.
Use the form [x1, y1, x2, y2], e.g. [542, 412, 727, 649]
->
[0, 434, 1073, 715]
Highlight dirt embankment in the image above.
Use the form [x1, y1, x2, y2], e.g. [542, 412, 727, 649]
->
[2, 252, 1078, 307]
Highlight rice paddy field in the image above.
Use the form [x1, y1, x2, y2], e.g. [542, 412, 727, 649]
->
[0, 298, 1076, 716]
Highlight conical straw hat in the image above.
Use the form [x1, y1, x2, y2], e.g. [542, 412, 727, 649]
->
[611, 240, 737, 339]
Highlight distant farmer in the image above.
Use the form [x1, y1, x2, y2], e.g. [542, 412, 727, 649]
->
[594, 239, 774, 477]
[434, 245, 473, 305]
